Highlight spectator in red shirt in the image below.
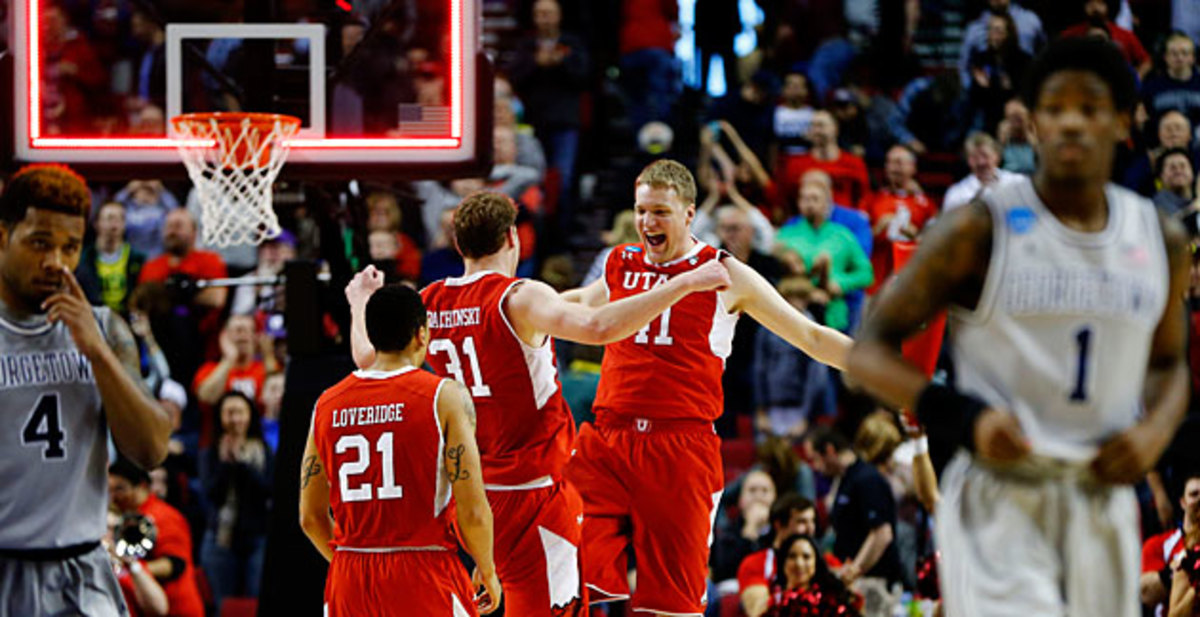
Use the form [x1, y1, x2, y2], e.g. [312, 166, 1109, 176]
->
[778, 110, 871, 210]
[1142, 472, 1200, 612]
[138, 208, 228, 311]
[109, 459, 205, 617]
[737, 494, 820, 617]
[193, 314, 276, 445]
[862, 146, 938, 294]
[619, 0, 680, 129]
[1061, 0, 1152, 77]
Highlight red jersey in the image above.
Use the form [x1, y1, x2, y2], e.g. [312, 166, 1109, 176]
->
[863, 188, 937, 293]
[594, 242, 739, 421]
[137, 495, 205, 617]
[737, 548, 841, 592]
[1142, 528, 1188, 574]
[138, 249, 227, 284]
[312, 367, 456, 550]
[778, 150, 871, 210]
[421, 271, 574, 486]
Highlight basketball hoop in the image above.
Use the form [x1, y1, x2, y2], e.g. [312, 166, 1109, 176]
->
[170, 112, 301, 247]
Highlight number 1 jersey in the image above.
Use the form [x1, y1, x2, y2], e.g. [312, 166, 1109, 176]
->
[421, 271, 574, 487]
[312, 367, 456, 550]
[594, 242, 739, 422]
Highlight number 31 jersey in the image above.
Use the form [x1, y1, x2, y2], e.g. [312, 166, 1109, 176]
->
[951, 177, 1169, 461]
[595, 242, 739, 422]
[422, 271, 574, 487]
[312, 367, 456, 550]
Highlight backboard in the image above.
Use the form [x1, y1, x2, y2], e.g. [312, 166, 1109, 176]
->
[10, 0, 491, 178]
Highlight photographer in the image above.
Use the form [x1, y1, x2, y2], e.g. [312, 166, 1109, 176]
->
[106, 512, 169, 617]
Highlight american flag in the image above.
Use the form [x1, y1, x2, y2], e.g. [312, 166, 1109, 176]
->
[396, 105, 450, 136]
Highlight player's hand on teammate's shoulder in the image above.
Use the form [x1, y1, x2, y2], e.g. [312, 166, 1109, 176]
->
[973, 408, 1031, 464]
[472, 566, 502, 614]
[677, 260, 731, 292]
[43, 266, 106, 357]
[1091, 422, 1171, 485]
[345, 265, 385, 308]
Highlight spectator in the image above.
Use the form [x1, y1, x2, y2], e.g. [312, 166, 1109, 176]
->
[862, 145, 937, 293]
[753, 277, 834, 439]
[775, 174, 874, 332]
[116, 180, 179, 260]
[828, 88, 870, 159]
[767, 535, 861, 616]
[363, 190, 421, 283]
[958, 0, 1046, 88]
[507, 0, 589, 233]
[128, 283, 179, 399]
[489, 125, 544, 202]
[887, 72, 966, 155]
[41, 5, 109, 135]
[694, 0, 741, 93]
[694, 181, 776, 255]
[108, 459, 205, 617]
[804, 427, 902, 586]
[966, 12, 1032, 134]
[1061, 0, 1153, 76]
[228, 232, 296, 317]
[194, 314, 273, 408]
[712, 470, 778, 585]
[77, 201, 145, 315]
[778, 110, 872, 210]
[1141, 472, 1200, 614]
[709, 70, 780, 163]
[701, 119, 786, 222]
[260, 372, 285, 453]
[494, 76, 549, 176]
[1155, 148, 1197, 215]
[199, 391, 273, 609]
[1124, 109, 1195, 194]
[619, 0, 679, 129]
[106, 511, 170, 617]
[737, 495, 820, 617]
[998, 98, 1037, 174]
[139, 208, 228, 308]
[942, 131, 1023, 212]
[419, 208, 465, 285]
[773, 71, 815, 160]
[129, 8, 165, 110]
[1142, 32, 1200, 139]
[584, 210, 638, 285]
[712, 204, 784, 281]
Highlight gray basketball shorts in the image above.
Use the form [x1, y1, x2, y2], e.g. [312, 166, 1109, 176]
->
[0, 542, 129, 617]
[935, 452, 1139, 617]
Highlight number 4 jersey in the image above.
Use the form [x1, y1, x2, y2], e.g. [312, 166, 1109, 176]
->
[0, 307, 111, 549]
[950, 177, 1169, 461]
[311, 367, 457, 550]
[422, 271, 574, 487]
[595, 242, 739, 422]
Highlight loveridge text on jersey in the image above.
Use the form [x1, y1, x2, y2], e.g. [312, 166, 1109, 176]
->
[331, 403, 406, 428]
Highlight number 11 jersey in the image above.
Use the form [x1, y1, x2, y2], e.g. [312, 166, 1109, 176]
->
[595, 242, 739, 422]
[421, 271, 574, 487]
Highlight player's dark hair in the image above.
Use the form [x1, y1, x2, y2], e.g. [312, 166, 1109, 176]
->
[1155, 147, 1194, 179]
[806, 425, 850, 454]
[213, 390, 264, 441]
[1022, 37, 1138, 113]
[0, 164, 91, 228]
[365, 284, 426, 353]
[453, 191, 517, 259]
[108, 457, 151, 486]
[769, 493, 815, 530]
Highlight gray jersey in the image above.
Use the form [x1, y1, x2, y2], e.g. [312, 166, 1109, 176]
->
[0, 306, 111, 548]
[950, 176, 1169, 461]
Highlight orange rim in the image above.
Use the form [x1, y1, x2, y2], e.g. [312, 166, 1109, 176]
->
[170, 112, 302, 131]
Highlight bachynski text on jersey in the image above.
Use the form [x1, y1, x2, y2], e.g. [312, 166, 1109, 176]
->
[427, 307, 481, 329]
[0, 352, 93, 390]
[330, 403, 406, 428]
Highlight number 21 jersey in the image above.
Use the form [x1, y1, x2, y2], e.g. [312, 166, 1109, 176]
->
[595, 242, 739, 422]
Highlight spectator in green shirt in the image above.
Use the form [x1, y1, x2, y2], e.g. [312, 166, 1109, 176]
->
[775, 171, 873, 331]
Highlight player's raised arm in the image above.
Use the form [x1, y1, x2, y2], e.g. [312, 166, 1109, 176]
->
[507, 260, 730, 345]
[559, 277, 608, 306]
[722, 256, 852, 370]
[1091, 215, 1191, 485]
[298, 418, 334, 562]
[345, 266, 386, 370]
[438, 381, 502, 614]
[46, 268, 171, 467]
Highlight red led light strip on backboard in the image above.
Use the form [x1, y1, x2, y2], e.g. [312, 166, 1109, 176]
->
[25, 0, 463, 151]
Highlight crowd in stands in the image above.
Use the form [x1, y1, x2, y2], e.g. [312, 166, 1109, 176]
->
[16, 0, 1200, 615]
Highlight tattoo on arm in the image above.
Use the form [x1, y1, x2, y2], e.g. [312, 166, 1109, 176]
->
[107, 313, 150, 393]
[445, 445, 470, 482]
[302, 455, 322, 489]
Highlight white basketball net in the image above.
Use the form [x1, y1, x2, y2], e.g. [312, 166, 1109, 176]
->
[172, 114, 300, 247]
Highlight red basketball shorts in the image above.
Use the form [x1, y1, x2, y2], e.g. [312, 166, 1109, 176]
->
[564, 417, 724, 616]
[324, 549, 476, 616]
[488, 479, 587, 616]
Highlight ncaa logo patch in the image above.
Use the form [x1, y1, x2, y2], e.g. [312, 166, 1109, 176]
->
[1006, 206, 1037, 235]
[623, 245, 643, 254]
